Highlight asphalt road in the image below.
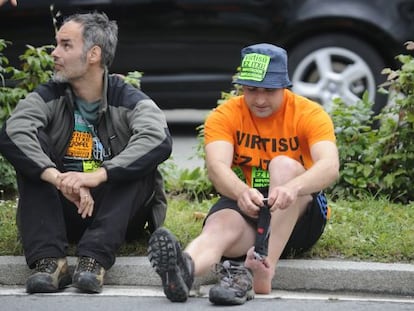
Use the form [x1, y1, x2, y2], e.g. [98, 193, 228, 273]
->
[0, 286, 413, 311]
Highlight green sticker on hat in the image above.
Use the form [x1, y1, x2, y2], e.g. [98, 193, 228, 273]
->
[238, 53, 271, 82]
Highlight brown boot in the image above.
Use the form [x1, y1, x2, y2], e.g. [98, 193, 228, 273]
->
[26, 257, 71, 293]
[72, 256, 105, 293]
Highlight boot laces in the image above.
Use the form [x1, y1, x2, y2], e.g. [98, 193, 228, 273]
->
[213, 261, 250, 290]
[78, 257, 100, 273]
[35, 258, 57, 273]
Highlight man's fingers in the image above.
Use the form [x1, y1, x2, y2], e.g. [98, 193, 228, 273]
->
[78, 194, 94, 218]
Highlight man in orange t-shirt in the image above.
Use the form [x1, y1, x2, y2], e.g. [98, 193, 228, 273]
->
[148, 43, 339, 305]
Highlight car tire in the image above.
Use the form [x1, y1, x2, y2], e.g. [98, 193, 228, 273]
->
[287, 34, 388, 114]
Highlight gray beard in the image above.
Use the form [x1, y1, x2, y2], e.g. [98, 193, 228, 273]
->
[52, 72, 68, 83]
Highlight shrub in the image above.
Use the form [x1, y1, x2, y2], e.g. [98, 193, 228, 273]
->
[0, 40, 55, 194]
[329, 41, 414, 203]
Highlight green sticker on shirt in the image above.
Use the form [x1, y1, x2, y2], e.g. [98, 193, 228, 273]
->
[238, 53, 271, 82]
[251, 167, 270, 188]
[82, 160, 101, 172]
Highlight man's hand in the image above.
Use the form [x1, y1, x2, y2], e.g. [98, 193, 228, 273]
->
[237, 187, 265, 218]
[267, 185, 298, 211]
[41, 168, 105, 219]
[61, 186, 94, 219]
[56, 168, 107, 195]
[57, 171, 88, 195]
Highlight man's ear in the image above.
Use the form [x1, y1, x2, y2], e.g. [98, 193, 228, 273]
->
[88, 45, 102, 64]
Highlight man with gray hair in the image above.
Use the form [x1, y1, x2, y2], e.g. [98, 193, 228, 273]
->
[0, 12, 172, 294]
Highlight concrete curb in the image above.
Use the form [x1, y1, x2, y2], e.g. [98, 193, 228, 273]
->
[0, 256, 413, 296]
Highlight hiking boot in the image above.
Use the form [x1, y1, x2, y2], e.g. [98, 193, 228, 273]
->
[26, 257, 71, 293]
[209, 260, 254, 305]
[72, 256, 105, 293]
[147, 227, 195, 302]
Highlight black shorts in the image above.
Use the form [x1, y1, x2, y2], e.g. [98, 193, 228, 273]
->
[204, 191, 329, 258]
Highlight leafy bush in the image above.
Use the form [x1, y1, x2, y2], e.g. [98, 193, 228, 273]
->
[159, 160, 215, 201]
[0, 40, 55, 194]
[329, 41, 414, 203]
[0, 40, 54, 117]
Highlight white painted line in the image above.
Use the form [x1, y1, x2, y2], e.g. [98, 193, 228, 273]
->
[261, 290, 414, 304]
[0, 286, 165, 297]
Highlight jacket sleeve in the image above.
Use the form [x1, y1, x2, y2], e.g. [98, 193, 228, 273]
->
[102, 97, 172, 182]
[0, 92, 58, 180]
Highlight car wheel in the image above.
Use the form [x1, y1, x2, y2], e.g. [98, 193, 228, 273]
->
[288, 34, 388, 114]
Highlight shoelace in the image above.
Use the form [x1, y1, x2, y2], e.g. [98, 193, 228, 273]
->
[212, 261, 250, 289]
[78, 257, 100, 273]
[35, 258, 57, 273]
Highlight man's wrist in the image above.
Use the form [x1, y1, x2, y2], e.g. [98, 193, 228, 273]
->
[95, 167, 108, 183]
[40, 167, 60, 186]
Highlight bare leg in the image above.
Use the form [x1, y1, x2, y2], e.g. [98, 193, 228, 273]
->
[245, 156, 311, 294]
[185, 209, 255, 276]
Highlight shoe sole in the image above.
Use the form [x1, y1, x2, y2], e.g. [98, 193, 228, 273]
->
[148, 228, 189, 302]
[26, 273, 72, 294]
[209, 287, 255, 305]
[72, 272, 103, 293]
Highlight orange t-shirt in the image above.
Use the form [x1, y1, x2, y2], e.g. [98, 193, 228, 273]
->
[204, 89, 336, 188]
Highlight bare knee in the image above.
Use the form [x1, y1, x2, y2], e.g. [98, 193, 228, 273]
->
[268, 155, 305, 184]
[201, 210, 255, 257]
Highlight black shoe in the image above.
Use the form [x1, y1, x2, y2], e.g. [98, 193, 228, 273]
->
[26, 257, 71, 293]
[209, 260, 254, 305]
[147, 227, 194, 302]
[72, 256, 105, 293]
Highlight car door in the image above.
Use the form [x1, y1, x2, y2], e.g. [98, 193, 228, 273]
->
[105, 0, 287, 109]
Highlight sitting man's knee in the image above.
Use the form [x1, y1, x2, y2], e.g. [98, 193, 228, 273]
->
[269, 155, 303, 172]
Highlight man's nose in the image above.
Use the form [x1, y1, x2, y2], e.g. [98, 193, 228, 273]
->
[256, 94, 266, 106]
[51, 46, 59, 57]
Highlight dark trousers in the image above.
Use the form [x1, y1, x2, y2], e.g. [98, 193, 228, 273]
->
[15, 129, 156, 270]
[16, 172, 155, 270]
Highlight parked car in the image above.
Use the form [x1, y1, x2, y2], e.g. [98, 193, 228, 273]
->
[1, 0, 413, 113]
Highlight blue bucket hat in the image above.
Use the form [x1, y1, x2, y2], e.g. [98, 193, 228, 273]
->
[234, 43, 292, 89]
